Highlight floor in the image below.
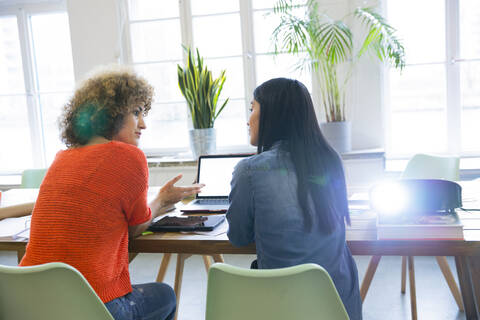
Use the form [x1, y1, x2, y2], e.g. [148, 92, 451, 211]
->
[0, 252, 466, 320]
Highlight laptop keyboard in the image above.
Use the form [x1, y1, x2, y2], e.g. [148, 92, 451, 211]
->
[196, 199, 228, 205]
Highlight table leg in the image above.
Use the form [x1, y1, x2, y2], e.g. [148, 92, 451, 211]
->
[202, 255, 212, 272]
[16, 248, 25, 263]
[174, 254, 191, 320]
[128, 253, 138, 263]
[401, 256, 407, 294]
[436, 256, 464, 311]
[360, 255, 381, 302]
[212, 254, 224, 263]
[156, 253, 172, 282]
[455, 256, 478, 320]
[467, 256, 480, 318]
[408, 256, 417, 320]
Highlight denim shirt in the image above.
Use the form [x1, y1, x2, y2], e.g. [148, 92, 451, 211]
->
[227, 142, 362, 320]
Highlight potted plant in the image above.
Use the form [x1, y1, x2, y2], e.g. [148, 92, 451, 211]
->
[271, 0, 405, 153]
[178, 48, 229, 158]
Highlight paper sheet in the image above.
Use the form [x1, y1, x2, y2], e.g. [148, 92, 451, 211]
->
[0, 215, 31, 239]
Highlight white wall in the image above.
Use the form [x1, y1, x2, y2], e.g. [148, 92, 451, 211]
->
[316, 0, 385, 151]
[66, 0, 121, 81]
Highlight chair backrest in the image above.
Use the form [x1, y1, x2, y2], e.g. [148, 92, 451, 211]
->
[401, 154, 460, 181]
[205, 263, 350, 320]
[21, 168, 47, 188]
[0, 262, 114, 320]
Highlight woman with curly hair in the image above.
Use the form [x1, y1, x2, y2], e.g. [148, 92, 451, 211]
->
[19, 66, 202, 320]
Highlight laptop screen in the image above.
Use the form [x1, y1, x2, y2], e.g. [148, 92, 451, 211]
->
[197, 155, 250, 198]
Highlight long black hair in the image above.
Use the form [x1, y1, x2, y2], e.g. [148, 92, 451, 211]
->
[253, 78, 350, 233]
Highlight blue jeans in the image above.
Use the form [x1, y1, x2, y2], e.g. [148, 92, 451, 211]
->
[105, 283, 176, 320]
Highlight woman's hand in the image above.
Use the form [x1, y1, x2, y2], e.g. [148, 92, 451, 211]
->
[130, 174, 204, 238]
[150, 174, 204, 216]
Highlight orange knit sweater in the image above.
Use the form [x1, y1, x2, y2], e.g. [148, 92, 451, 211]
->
[20, 141, 151, 303]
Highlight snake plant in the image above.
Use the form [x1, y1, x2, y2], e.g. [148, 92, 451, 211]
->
[272, 0, 405, 122]
[178, 48, 229, 129]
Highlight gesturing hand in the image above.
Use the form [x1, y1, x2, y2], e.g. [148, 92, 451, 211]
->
[157, 174, 204, 208]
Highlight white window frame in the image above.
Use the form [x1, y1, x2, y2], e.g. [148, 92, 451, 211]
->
[0, 0, 68, 170]
[385, 0, 480, 160]
[120, 0, 315, 157]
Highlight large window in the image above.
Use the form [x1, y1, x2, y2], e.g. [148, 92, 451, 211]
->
[386, 0, 480, 158]
[0, 3, 74, 171]
[125, 0, 312, 155]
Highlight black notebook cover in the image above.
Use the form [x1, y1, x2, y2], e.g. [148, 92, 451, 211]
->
[148, 215, 225, 232]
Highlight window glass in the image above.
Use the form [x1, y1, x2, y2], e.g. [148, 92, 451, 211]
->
[204, 56, 244, 99]
[460, 0, 480, 60]
[252, 0, 307, 10]
[139, 102, 189, 149]
[130, 19, 183, 62]
[135, 62, 184, 103]
[0, 95, 34, 170]
[192, 14, 242, 57]
[253, 7, 312, 91]
[389, 110, 446, 155]
[252, 0, 279, 10]
[389, 65, 446, 112]
[388, 64, 447, 154]
[256, 53, 312, 91]
[387, 0, 445, 64]
[461, 61, 480, 152]
[191, 0, 239, 16]
[215, 99, 248, 146]
[128, 0, 179, 20]
[30, 12, 74, 165]
[253, 10, 280, 54]
[0, 16, 25, 94]
[39, 93, 69, 164]
[30, 13, 74, 92]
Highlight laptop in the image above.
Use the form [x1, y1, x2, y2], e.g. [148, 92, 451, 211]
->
[180, 154, 251, 213]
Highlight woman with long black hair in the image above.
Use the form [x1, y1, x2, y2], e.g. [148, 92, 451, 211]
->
[226, 78, 362, 320]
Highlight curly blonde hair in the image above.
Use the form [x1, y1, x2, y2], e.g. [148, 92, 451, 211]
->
[60, 66, 154, 147]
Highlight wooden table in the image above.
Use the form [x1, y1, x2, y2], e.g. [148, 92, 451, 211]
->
[126, 228, 480, 319]
[3, 186, 480, 319]
[2, 220, 480, 319]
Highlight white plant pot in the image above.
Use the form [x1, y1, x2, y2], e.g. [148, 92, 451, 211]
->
[189, 128, 216, 159]
[320, 121, 351, 154]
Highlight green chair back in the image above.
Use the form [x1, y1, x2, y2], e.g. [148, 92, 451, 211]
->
[21, 168, 47, 188]
[205, 263, 350, 320]
[401, 153, 460, 181]
[0, 262, 114, 320]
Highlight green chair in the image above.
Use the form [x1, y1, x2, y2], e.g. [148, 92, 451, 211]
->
[21, 168, 47, 188]
[205, 263, 350, 320]
[361, 154, 462, 319]
[0, 262, 114, 320]
[401, 153, 460, 181]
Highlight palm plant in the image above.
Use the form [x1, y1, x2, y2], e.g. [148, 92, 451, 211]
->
[178, 48, 229, 128]
[272, 0, 405, 122]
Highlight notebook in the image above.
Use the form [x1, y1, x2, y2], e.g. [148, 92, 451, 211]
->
[180, 154, 251, 213]
[148, 215, 226, 232]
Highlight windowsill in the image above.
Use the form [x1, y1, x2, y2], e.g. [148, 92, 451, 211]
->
[147, 157, 197, 168]
[0, 175, 22, 191]
[340, 148, 385, 160]
[146, 148, 386, 168]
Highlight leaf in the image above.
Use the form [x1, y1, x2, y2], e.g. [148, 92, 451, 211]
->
[355, 7, 406, 70]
